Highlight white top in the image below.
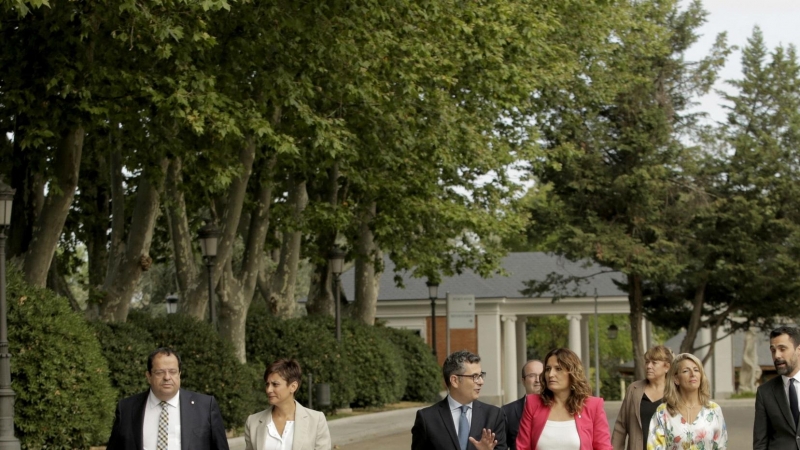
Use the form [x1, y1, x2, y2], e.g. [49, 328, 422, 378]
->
[263, 419, 295, 450]
[143, 390, 181, 450]
[447, 396, 473, 439]
[537, 419, 580, 450]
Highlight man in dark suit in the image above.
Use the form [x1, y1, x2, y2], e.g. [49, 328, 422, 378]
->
[411, 350, 506, 450]
[754, 326, 800, 449]
[501, 359, 543, 450]
[106, 347, 230, 450]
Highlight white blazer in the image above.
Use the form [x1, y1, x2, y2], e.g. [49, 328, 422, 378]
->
[244, 401, 331, 450]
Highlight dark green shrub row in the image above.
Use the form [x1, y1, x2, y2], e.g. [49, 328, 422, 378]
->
[246, 300, 440, 410]
[96, 311, 263, 430]
[6, 267, 116, 450]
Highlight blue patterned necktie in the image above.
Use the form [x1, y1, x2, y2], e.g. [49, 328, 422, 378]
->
[790, 379, 799, 426]
[458, 405, 469, 450]
[157, 401, 169, 450]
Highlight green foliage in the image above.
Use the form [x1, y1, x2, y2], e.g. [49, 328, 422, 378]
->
[375, 324, 441, 402]
[91, 320, 154, 399]
[127, 311, 261, 429]
[342, 319, 407, 407]
[246, 303, 356, 412]
[6, 266, 116, 449]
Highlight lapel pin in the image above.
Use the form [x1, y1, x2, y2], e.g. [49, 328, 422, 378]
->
[191, 401, 195, 405]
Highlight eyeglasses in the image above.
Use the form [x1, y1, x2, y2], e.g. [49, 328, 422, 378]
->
[454, 372, 486, 383]
[523, 373, 540, 379]
[151, 369, 180, 377]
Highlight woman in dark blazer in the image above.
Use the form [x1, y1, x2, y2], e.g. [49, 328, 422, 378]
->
[612, 345, 673, 450]
[516, 348, 612, 450]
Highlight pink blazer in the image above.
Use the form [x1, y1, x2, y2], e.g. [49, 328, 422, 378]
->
[515, 394, 613, 450]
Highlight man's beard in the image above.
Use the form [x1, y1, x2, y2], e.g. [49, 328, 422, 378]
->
[775, 359, 795, 375]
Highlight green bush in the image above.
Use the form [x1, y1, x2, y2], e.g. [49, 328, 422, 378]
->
[377, 325, 441, 402]
[342, 319, 407, 407]
[6, 266, 116, 449]
[91, 320, 154, 399]
[246, 304, 356, 412]
[128, 311, 261, 429]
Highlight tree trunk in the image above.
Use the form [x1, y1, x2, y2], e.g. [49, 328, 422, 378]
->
[98, 158, 168, 321]
[680, 279, 707, 353]
[23, 125, 84, 286]
[628, 273, 646, 380]
[164, 157, 200, 303]
[269, 176, 307, 317]
[305, 248, 334, 316]
[352, 202, 381, 324]
[47, 254, 81, 312]
[217, 155, 275, 362]
[8, 118, 45, 259]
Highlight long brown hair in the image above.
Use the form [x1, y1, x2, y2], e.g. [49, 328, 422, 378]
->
[540, 348, 592, 415]
[663, 353, 710, 416]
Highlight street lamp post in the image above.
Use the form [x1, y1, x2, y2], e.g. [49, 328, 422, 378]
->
[197, 221, 220, 328]
[328, 247, 345, 341]
[594, 288, 600, 397]
[426, 281, 439, 358]
[0, 178, 20, 450]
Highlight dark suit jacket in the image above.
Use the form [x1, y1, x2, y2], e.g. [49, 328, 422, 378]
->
[754, 375, 800, 450]
[501, 396, 525, 450]
[411, 397, 507, 450]
[106, 389, 230, 450]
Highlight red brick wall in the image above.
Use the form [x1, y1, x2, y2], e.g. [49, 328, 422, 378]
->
[427, 316, 478, 366]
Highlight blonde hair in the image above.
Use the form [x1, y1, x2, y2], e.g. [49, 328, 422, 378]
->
[540, 348, 592, 416]
[663, 353, 710, 416]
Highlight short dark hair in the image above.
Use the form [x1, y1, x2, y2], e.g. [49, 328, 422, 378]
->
[770, 326, 800, 347]
[147, 347, 182, 373]
[264, 358, 303, 388]
[442, 350, 480, 387]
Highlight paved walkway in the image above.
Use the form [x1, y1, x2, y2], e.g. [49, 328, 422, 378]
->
[228, 406, 425, 449]
[229, 398, 755, 450]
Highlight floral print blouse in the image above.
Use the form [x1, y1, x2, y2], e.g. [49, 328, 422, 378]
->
[645, 401, 727, 450]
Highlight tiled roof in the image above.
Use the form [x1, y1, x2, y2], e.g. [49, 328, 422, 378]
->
[340, 252, 627, 301]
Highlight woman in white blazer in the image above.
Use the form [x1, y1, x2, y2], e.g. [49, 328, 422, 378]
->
[245, 359, 331, 450]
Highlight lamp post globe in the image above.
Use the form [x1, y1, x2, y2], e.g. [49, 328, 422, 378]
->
[0, 177, 19, 449]
[426, 280, 439, 358]
[197, 221, 220, 328]
[328, 246, 345, 341]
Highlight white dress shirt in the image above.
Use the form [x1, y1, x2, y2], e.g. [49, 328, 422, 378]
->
[447, 395, 473, 439]
[781, 374, 800, 408]
[263, 419, 295, 450]
[143, 390, 181, 450]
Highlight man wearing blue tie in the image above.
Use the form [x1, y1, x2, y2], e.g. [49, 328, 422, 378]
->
[411, 350, 506, 450]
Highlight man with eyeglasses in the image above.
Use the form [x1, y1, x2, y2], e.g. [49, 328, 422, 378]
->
[106, 347, 230, 450]
[412, 350, 506, 450]
[501, 360, 543, 450]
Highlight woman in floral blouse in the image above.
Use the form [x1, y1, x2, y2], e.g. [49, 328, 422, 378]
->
[646, 353, 727, 450]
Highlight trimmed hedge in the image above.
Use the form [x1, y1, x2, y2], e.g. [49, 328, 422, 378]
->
[376, 325, 441, 402]
[7, 267, 116, 449]
[246, 304, 355, 412]
[127, 311, 262, 429]
[92, 320, 154, 398]
[342, 319, 406, 407]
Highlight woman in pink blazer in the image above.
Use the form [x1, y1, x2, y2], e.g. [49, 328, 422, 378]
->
[516, 348, 612, 450]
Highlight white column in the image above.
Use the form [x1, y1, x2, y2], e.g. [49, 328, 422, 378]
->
[502, 315, 518, 404]
[477, 314, 503, 406]
[713, 331, 734, 399]
[581, 316, 591, 366]
[516, 317, 527, 397]
[567, 314, 582, 356]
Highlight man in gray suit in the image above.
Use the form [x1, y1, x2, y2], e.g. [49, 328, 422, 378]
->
[754, 326, 800, 449]
[501, 360, 543, 450]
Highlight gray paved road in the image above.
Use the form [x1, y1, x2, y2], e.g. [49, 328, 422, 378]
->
[337, 399, 756, 450]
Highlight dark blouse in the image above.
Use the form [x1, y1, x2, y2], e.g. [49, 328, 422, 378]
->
[640, 393, 662, 450]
